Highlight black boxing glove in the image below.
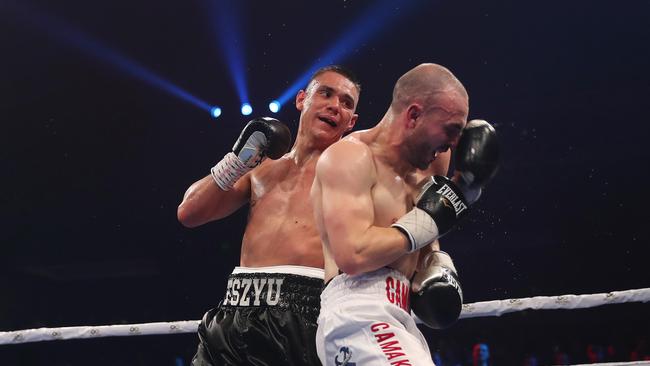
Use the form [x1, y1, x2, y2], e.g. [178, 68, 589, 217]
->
[411, 250, 463, 329]
[454, 119, 500, 204]
[392, 176, 469, 252]
[211, 117, 291, 190]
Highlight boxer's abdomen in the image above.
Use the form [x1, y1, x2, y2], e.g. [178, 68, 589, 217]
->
[241, 160, 324, 268]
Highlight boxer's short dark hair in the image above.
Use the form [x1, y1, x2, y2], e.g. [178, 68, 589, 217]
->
[309, 65, 361, 93]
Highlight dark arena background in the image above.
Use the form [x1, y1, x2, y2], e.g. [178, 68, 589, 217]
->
[1, 0, 649, 365]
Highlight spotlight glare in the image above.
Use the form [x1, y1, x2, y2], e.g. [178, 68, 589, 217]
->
[211, 106, 222, 118]
[241, 103, 252, 116]
[269, 100, 280, 113]
[275, 0, 419, 107]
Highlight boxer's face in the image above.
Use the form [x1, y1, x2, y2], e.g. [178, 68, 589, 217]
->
[406, 90, 468, 170]
[295, 71, 359, 146]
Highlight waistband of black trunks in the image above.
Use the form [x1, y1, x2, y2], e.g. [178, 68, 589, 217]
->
[220, 265, 324, 309]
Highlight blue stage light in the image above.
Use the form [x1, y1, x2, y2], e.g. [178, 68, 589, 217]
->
[11, 4, 212, 113]
[269, 100, 280, 113]
[275, 0, 419, 107]
[211, 106, 222, 118]
[241, 103, 253, 116]
[208, 1, 250, 108]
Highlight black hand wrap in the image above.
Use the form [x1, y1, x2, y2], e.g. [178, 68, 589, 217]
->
[411, 251, 463, 329]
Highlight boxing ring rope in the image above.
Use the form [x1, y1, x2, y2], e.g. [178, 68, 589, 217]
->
[0, 321, 201, 346]
[1, 287, 648, 346]
[458, 287, 650, 319]
[567, 363, 650, 366]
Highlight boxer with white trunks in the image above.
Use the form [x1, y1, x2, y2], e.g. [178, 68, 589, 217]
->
[311, 63, 499, 365]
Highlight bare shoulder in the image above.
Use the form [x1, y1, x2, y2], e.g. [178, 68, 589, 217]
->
[316, 137, 376, 188]
[251, 154, 293, 179]
[319, 137, 372, 172]
[345, 129, 368, 141]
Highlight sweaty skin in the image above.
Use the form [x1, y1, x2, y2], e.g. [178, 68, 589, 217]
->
[178, 71, 360, 268]
[312, 134, 453, 282]
[311, 67, 468, 282]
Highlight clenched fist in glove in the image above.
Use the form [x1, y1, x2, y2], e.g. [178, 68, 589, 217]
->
[211, 117, 291, 191]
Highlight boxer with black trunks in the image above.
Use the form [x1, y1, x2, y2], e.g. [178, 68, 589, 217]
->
[311, 63, 499, 365]
[177, 65, 361, 365]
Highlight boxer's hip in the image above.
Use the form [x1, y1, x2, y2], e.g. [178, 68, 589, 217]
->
[321, 267, 412, 315]
[317, 268, 432, 366]
[220, 265, 323, 313]
[193, 266, 325, 365]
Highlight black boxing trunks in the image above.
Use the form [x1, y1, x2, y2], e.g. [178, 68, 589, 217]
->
[191, 265, 324, 366]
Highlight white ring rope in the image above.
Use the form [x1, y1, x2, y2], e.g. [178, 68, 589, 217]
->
[459, 287, 650, 319]
[0, 321, 201, 345]
[567, 363, 650, 366]
[1, 287, 648, 345]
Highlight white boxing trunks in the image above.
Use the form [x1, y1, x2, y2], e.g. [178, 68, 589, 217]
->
[316, 267, 435, 366]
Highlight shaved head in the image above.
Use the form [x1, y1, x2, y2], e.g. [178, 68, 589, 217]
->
[391, 63, 468, 113]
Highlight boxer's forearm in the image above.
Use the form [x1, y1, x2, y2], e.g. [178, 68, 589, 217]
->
[330, 226, 410, 275]
[177, 174, 250, 227]
[416, 241, 440, 271]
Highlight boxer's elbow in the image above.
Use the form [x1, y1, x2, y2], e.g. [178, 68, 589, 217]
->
[177, 202, 202, 228]
[336, 255, 365, 276]
[333, 243, 372, 276]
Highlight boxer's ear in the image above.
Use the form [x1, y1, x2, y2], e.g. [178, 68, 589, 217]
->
[296, 90, 307, 111]
[406, 104, 423, 128]
[345, 113, 358, 132]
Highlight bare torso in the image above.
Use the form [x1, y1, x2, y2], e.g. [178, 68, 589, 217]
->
[363, 136, 421, 278]
[319, 130, 439, 281]
[240, 153, 324, 268]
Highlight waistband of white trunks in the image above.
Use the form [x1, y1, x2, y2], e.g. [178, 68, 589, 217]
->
[322, 267, 410, 301]
[232, 265, 324, 279]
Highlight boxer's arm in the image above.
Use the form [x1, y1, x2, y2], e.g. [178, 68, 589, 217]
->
[178, 117, 291, 228]
[177, 171, 251, 228]
[417, 240, 440, 270]
[314, 141, 410, 276]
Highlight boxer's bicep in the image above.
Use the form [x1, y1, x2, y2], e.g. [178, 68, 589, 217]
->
[315, 142, 375, 258]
